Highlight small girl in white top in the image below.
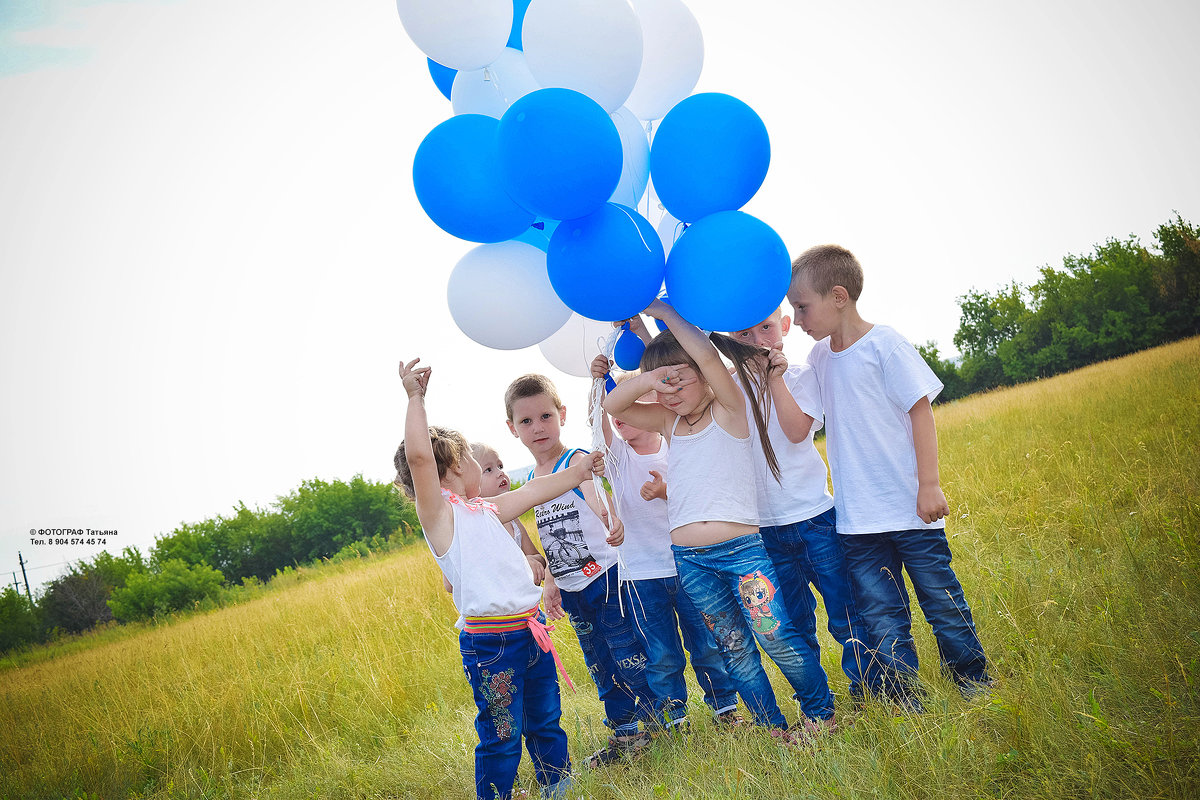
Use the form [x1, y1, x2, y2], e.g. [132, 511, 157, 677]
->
[396, 358, 605, 800]
[602, 301, 837, 741]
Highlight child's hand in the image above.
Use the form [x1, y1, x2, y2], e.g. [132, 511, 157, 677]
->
[916, 484, 950, 524]
[605, 516, 625, 547]
[571, 450, 606, 482]
[766, 343, 788, 380]
[527, 555, 547, 586]
[542, 575, 565, 620]
[646, 364, 695, 394]
[643, 297, 673, 320]
[640, 470, 667, 502]
[590, 354, 612, 380]
[400, 358, 432, 398]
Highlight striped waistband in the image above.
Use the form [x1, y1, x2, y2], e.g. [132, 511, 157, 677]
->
[462, 607, 539, 634]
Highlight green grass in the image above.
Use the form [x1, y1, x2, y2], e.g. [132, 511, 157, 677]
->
[2, 337, 1198, 799]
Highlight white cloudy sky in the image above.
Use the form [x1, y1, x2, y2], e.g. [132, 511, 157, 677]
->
[2, 0, 1197, 590]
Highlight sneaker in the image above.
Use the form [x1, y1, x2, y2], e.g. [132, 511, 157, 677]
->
[585, 731, 652, 769]
[771, 717, 838, 747]
[714, 709, 747, 730]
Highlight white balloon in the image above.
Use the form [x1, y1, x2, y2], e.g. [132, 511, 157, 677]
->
[608, 107, 651, 207]
[538, 313, 614, 377]
[447, 241, 572, 350]
[452, 48, 542, 118]
[396, 0, 512, 71]
[522, 0, 643, 113]
[625, 0, 704, 121]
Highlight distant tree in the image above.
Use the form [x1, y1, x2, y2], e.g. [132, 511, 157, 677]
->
[39, 571, 113, 634]
[0, 587, 40, 652]
[916, 341, 965, 402]
[278, 476, 411, 563]
[108, 559, 225, 622]
[1153, 214, 1200, 338]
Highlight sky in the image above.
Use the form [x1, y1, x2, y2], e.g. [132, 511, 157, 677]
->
[2, 0, 1198, 592]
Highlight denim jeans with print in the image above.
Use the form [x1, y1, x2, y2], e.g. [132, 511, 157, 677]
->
[760, 507, 881, 699]
[839, 528, 990, 700]
[622, 575, 739, 724]
[672, 533, 835, 728]
[460, 621, 572, 800]
[559, 564, 658, 734]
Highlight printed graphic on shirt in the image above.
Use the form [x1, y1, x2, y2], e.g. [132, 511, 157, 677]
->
[535, 503, 601, 580]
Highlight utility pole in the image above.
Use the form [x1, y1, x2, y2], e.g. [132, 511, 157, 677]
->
[11, 572, 18, 593]
[18, 551, 32, 603]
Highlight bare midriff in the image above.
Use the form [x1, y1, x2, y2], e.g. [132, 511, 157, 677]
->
[670, 520, 759, 548]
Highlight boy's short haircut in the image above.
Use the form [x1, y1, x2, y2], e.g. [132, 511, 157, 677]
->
[791, 244, 864, 301]
[504, 374, 563, 420]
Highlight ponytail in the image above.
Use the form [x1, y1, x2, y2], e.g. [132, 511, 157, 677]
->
[709, 333, 782, 484]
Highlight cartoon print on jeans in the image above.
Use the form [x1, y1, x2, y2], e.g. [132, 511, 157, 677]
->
[701, 610, 747, 652]
[480, 667, 517, 740]
[739, 571, 779, 640]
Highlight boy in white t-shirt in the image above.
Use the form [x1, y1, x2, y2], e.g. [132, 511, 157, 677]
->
[728, 308, 877, 704]
[789, 244, 990, 710]
[591, 348, 741, 731]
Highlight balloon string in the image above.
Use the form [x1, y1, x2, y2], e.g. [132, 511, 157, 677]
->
[613, 204, 654, 256]
[589, 326, 630, 618]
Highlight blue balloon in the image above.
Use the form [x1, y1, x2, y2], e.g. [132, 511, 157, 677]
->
[497, 88, 622, 221]
[605, 373, 617, 393]
[511, 218, 560, 252]
[427, 58, 456, 101]
[613, 325, 646, 371]
[413, 115, 535, 243]
[649, 93, 771, 222]
[548, 203, 665, 321]
[665, 211, 790, 332]
[508, 0, 532, 49]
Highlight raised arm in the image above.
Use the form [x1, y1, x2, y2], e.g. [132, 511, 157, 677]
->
[645, 299, 746, 421]
[766, 344, 815, 443]
[909, 396, 949, 524]
[602, 368, 675, 434]
[487, 451, 606, 524]
[400, 358, 453, 556]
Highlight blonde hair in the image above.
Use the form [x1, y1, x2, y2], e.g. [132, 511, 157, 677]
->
[393, 426, 470, 498]
[470, 442, 498, 462]
[640, 330, 781, 482]
[504, 374, 563, 420]
[791, 244, 864, 301]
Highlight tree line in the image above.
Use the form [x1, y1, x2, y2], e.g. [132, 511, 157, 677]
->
[918, 214, 1198, 401]
[1, 476, 417, 655]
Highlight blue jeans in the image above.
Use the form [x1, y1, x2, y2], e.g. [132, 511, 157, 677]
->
[622, 575, 739, 723]
[460, 620, 572, 800]
[839, 529, 990, 698]
[559, 565, 658, 734]
[672, 533, 835, 727]
[760, 507, 879, 698]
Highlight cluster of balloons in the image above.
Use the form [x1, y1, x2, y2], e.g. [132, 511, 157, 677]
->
[398, 0, 791, 375]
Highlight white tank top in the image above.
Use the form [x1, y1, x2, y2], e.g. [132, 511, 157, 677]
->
[666, 411, 760, 534]
[427, 496, 543, 624]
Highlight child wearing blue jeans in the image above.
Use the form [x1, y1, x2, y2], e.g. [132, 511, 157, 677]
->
[604, 300, 837, 742]
[789, 245, 991, 708]
[729, 308, 877, 702]
[396, 357, 603, 800]
[590, 344, 741, 731]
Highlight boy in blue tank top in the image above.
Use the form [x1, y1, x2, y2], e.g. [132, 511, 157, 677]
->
[504, 374, 659, 767]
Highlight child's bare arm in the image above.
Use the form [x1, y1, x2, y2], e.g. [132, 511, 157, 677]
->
[488, 452, 606, 523]
[645, 299, 747, 421]
[602, 368, 675, 433]
[767, 344, 815, 443]
[400, 358, 454, 555]
[517, 521, 547, 585]
[909, 396, 949, 523]
[577, 465, 624, 546]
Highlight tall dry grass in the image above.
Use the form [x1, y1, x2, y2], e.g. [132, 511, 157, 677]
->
[2, 338, 1197, 799]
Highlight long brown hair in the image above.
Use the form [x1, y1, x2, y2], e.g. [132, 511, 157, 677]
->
[640, 329, 781, 483]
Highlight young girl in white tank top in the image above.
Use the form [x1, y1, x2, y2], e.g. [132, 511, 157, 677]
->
[602, 301, 837, 741]
[396, 358, 607, 800]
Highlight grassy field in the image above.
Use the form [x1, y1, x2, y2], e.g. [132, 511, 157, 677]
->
[2, 337, 1198, 800]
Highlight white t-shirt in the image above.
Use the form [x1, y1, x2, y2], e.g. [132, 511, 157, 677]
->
[807, 324, 944, 535]
[427, 496, 543, 629]
[607, 434, 676, 580]
[529, 449, 619, 593]
[742, 364, 835, 527]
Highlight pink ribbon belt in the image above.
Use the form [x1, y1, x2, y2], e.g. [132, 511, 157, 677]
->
[462, 607, 576, 692]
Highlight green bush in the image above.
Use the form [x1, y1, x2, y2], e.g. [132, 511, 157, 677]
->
[108, 559, 226, 622]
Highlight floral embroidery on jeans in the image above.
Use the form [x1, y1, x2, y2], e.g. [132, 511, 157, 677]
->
[480, 667, 517, 740]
